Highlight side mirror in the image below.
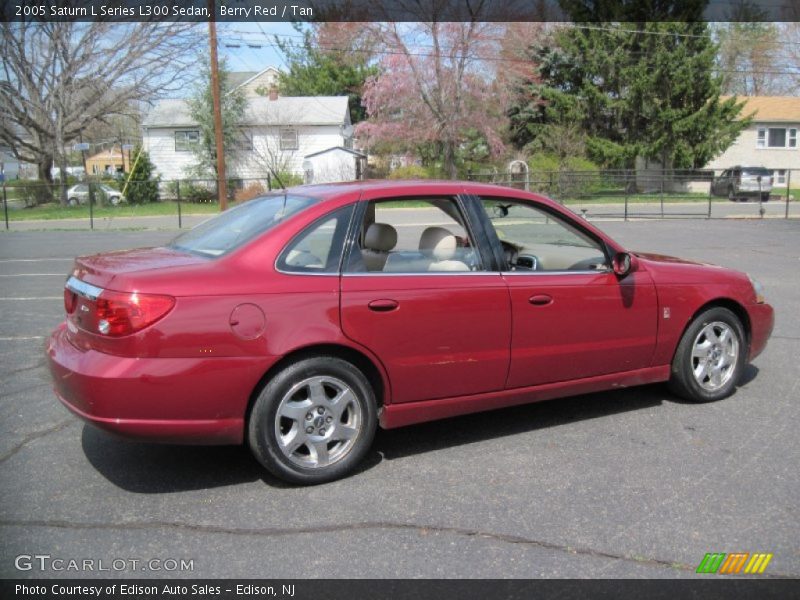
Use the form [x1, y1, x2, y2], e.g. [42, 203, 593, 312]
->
[612, 252, 635, 278]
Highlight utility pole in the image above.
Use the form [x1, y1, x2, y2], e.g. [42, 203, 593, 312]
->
[208, 0, 227, 211]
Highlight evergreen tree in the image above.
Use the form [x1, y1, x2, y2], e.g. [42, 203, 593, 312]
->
[187, 58, 247, 178]
[275, 24, 378, 124]
[125, 147, 159, 204]
[511, 18, 750, 169]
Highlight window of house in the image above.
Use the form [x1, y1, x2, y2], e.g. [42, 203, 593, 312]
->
[175, 130, 199, 152]
[772, 169, 787, 185]
[234, 130, 253, 151]
[757, 128, 766, 148]
[279, 128, 298, 151]
[759, 127, 798, 149]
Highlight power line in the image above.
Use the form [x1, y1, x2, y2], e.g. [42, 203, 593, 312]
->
[219, 35, 800, 78]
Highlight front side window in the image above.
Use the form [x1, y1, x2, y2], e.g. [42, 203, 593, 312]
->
[480, 198, 608, 272]
[175, 130, 199, 152]
[169, 193, 317, 257]
[345, 197, 482, 273]
[277, 206, 353, 273]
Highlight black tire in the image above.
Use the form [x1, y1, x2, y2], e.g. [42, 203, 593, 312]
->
[248, 356, 378, 485]
[68, 197, 79, 206]
[761, 192, 770, 202]
[727, 187, 737, 202]
[668, 307, 747, 403]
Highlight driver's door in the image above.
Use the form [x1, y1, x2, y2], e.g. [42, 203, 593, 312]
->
[477, 197, 658, 389]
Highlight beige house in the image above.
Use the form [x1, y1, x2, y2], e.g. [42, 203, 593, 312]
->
[708, 96, 800, 186]
[229, 67, 281, 98]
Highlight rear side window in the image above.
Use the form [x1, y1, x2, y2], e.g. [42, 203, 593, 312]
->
[169, 194, 317, 257]
[277, 205, 354, 274]
[742, 167, 770, 177]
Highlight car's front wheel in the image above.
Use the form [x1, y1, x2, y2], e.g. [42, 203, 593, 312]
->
[248, 356, 378, 484]
[727, 187, 738, 202]
[668, 307, 746, 402]
[68, 197, 79, 207]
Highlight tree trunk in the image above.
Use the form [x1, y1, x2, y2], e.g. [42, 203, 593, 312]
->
[443, 139, 457, 180]
[35, 158, 54, 206]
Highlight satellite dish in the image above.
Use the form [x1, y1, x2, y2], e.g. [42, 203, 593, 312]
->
[341, 124, 354, 138]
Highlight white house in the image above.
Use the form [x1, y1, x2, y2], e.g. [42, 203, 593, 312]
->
[229, 67, 281, 98]
[142, 93, 354, 182]
[303, 147, 366, 184]
[708, 96, 800, 186]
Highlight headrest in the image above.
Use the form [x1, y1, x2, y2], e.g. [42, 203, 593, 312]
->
[419, 226, 457, 261]
[364, 223, 397, 252]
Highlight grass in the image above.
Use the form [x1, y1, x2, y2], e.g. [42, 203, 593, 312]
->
[4, 201, 221, 221]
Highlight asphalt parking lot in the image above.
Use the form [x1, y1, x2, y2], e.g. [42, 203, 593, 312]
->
[0, 219, 798, 579]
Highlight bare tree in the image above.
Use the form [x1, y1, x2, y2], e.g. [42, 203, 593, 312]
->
[0, 21, 199, 202]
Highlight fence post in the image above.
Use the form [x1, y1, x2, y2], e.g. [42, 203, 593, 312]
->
[707, 173, 713, 219]
[88, 182, 94, 230]
[624, 171, 629, 222]
[177, 180, 182, 229]
[2, 181, 8, 230]
[660, 176, 664, 218]
[783, 169, 792, 219]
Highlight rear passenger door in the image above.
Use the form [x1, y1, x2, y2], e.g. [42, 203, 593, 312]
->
[339, 193, 511, 404]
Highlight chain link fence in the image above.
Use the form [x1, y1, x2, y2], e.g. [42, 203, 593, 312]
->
[466, 168, 799, 221]
[2, 169, 798, 230]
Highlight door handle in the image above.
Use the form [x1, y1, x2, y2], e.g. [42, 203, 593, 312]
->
[368, 299, 399, 312]
[528, 294, 553, 306]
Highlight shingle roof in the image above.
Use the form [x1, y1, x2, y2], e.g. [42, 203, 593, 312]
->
[228, 71, 258, 89]
[724, 96, 800, 122]
[142, 96, 349, 128]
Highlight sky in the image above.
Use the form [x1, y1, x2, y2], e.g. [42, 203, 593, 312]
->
[217, 21, 298, 73]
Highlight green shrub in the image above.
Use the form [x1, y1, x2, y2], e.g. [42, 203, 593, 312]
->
[124, 148, 160, 204]
[387, 164, 431, 180]
[9, 180, 55, 207]
[271, 171, 304, 188]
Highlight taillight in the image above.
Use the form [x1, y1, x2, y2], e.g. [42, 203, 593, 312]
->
[93, 290, 175, 336]
[64, 288, 77, 314]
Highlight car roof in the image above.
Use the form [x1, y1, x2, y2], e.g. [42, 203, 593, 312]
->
[282, 179, 541, 201]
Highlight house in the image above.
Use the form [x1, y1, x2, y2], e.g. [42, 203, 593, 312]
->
[85, 148, 132, 176]
[303, 147, 366, 184]
[709, 96, 800, 187]
[142, 93, 354, 182]
[229, 67, 281, 98]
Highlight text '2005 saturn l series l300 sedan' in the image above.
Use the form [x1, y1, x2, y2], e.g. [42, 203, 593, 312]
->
[47, 180, 774, 484]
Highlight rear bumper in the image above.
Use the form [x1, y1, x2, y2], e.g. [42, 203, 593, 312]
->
[748, 302, 774, 361]
[47, 324, 272, 445]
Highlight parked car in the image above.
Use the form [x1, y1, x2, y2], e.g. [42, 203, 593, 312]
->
[48, 181, 774, 484]
[66, 183, 125, 206]
[711, 166, 772, 201]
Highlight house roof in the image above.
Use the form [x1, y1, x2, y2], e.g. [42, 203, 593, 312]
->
[724, 96, 800, 122]
[305, 146, 366, 159]
[142, 96, 349, 128]
[232, 67, 280, 91]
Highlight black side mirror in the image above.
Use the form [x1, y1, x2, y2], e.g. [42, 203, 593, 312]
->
[612, 252, 635, 278]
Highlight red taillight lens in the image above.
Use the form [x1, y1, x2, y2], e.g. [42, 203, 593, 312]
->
[64, 288, 77, 314]
[94, 290, 175, 336]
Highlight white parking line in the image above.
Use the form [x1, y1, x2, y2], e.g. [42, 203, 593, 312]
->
[0, 336, 46, 341]
[0, 273, 65, 277]
[0, 297, 62, 300]
[0, 258, 73, 263]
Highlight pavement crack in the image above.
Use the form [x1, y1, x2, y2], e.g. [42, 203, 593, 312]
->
[0, 518, 794, 577]
[0, 419, 75, 465]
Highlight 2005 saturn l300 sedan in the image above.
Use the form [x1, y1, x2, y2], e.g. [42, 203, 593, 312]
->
[48, 181, 774, 484]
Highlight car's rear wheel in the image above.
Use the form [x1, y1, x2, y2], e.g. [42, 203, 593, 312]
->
[248, 356, 377, 484]
[761, 192, 770, 202]
[110, 195, 121, 206]
[668, 307, 746, 402]
[68, 197, 79, 207]
[727, 187, 737, 202]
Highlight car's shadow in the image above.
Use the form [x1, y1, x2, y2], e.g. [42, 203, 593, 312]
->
[82, 365, 758, 492]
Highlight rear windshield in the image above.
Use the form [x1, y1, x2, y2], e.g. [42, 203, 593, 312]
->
[169, 193, 317, 257]
[742, 167, 771, 176]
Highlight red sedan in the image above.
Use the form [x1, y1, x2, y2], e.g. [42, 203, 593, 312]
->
[47, 181, 774, 484]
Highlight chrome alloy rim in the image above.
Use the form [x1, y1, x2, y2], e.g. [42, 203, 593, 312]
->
[274, 376, 362, 469]
[691, 321, 739, 391]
